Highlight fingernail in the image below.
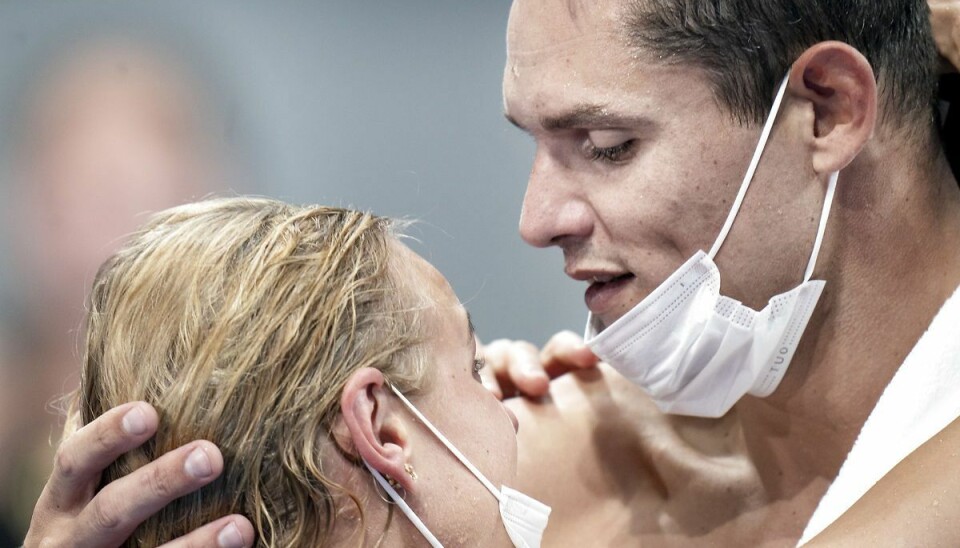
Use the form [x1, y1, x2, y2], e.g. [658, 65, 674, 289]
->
[526, 368, 548, 381]
[185, 447, 213, 479]
[217, 522, 245, 548]
[121, 406, 148, 435]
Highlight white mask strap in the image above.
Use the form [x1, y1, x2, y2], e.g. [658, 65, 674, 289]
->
[364, 461, 444, 548]
[802, 170, 838, 281]
[709, 76, 790, 259]
[389, 383, 503, 501]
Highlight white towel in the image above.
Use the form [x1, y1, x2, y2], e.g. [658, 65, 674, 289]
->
[798, 283, 960, 545]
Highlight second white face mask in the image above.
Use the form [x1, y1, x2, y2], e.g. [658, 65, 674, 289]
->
[365, 384, 551, 548]
[585, 76, 838, 418]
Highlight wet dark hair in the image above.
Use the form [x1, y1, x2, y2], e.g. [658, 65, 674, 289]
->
[623, 0, 939, 140]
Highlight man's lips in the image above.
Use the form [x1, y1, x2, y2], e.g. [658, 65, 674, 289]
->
[584, 273, 636, 315]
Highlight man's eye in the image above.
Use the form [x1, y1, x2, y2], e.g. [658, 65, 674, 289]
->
[584, 139, 637, 164]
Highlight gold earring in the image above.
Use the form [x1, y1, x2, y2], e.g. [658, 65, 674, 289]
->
[371, 472, 405, 503]
[404, 463, 418, 480]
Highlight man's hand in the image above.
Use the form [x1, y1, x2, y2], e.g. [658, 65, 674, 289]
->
[24, 401, 254, 548]
[931, 0, 960, 72]
[480, 330, 599, 399]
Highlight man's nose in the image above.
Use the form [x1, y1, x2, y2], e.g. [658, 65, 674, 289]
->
[519, 148, 593, 248]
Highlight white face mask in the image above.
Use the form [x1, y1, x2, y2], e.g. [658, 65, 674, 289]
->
[364, 384, 551, 548]
[584, 76, 838, 418]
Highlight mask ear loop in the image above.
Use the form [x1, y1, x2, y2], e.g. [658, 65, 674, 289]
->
[364, 461, 444, 548]
[360, 383, 506, 548]
[708, 76, 791, 260]
[388, 383, 503, 503]
[802, 170, 838, 281]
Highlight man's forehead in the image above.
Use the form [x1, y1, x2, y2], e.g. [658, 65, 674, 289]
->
[506, 0, 624, 54]
[503, 0, 721, 134]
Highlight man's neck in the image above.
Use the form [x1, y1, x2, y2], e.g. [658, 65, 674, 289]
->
[735, 146, 960, 509]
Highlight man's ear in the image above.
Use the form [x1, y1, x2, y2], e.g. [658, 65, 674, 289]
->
[334, 367, 416, 491]
[788, 41, 878, 175]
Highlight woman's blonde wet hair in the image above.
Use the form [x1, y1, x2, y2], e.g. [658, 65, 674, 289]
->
[68, 197, 428, 546]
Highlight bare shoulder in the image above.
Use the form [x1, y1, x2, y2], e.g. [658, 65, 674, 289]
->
[807, 415, 960, 546]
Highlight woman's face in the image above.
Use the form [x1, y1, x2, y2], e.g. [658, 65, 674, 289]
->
[394, 243, 519, 546]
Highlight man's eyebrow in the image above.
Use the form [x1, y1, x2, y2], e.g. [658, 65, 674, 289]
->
[505, 104, 652, 132]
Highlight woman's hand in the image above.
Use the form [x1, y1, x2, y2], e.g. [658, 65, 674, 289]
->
[480, 331, 599, 399]
[23, 401, 254, 548]
[931, 0, 960, 72]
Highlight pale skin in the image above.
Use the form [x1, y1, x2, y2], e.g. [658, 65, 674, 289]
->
[22, 1, 960, 546]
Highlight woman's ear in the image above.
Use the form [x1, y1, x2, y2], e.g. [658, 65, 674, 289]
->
[788, 41, 878, 175]
[334, 367, 416, 491]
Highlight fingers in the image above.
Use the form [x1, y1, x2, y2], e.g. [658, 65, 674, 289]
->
[46, 401, 160, 507]
[30, 402, 231, 548]
[480, 333, 598, 400]
[75, 440, 225, 547]
[484, 339, 550, 399]
[540, 330, 599, 378]
[158, 515, 255, 548]
[930, 2, 960, 72]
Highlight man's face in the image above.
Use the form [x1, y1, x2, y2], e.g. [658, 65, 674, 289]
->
[503, 0, 819, 329]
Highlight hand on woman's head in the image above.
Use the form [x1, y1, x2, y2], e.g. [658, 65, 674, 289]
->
[60, 198, 528, 547]
[69, 199, 426, 545]
[24, 401, 254, 548]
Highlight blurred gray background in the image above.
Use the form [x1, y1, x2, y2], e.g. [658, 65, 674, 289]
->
[0, 1, 586, 541]
[0, 0, 584, 345]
